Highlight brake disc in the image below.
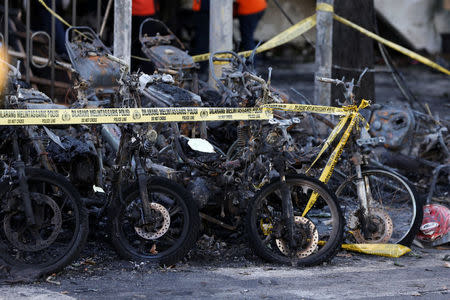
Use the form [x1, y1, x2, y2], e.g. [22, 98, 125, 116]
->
[352, 207, 393, 243]
[4, 192, 62, 252]
[134, 202, 171, 240]
[276, 216, 319, 258]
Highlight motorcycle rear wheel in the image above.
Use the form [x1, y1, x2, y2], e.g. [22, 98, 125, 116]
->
[0, 168, 88, 275]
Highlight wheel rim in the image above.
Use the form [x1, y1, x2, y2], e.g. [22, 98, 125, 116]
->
[0, 176, 81, 269]
[251, 177, 341, 264]
[352, 207, 394, 243]
[336, 170, 416, 244]
[117, 186, 190, 260]
[275, 216, 319, 258]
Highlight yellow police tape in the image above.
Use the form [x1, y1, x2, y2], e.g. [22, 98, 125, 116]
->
[0, 101, 374, 126]
[316, 2, 334, 13]
[192, 14, 317, 63]
[300, 100, 371, 217]
[305, 99, 370, 174]
[0, 107, 273, 126]
[38, 0, 72, 28]
[37, 0, 449, 75]
[316, 2, 450, 76]
[342, 244, 411, 258]
[264, 103, 349, 116]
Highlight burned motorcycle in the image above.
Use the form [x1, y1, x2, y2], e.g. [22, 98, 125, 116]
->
[145, 51, 344, 266]
[138, 18, 199, 92]
[291, 70, 423, 247]
[37, 27, 201, 266]
[0, 59, 88, 275]
[368, 102, 449, 206]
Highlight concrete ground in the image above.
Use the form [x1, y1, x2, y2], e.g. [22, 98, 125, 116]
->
[0, 246, 449, 299]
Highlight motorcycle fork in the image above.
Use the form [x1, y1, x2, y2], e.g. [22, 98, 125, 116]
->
[352, 152, 374, 238]
[12, 134, 35, 226]
[134, 149, 154, 224]
[280, 175, 296, 249]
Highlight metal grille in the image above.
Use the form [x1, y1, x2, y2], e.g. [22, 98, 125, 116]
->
[2, 0, 104, 100]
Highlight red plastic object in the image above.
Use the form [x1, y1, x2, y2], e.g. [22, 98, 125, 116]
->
[417, 204, 450, 243]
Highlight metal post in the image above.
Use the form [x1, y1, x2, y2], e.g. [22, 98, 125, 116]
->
[209, 0, 233, 87]
[72, 0, 77, 27]
[25, 0, 30, 83]
[114, 0, 132, 66]
[51, 0, 56, 100]
[100, 0, 114, 38]
[4, 0, 8, 48]
[314, 0, 334, 105]
[97, 0, 102, 33]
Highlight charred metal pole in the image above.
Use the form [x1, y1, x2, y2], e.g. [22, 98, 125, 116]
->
[100, 0, 114, 38]
[51, 0, 56, 100]
[97, 0, 102, 33]
[72, 0, 77, 26]
[114, 0, 132, 66]
[25, 0, 30, 83]
[314, 0, 334, 105]
[208, 0, 233, 88]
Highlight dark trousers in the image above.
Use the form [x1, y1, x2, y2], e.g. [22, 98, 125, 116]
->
[35, 0, 67, 55]
[193, 9, 265, 54]
[131, 15, 158, 73]
[192, 11, 210, 77]
[238, 10, 265, 51]
[192, 12, 210, 56]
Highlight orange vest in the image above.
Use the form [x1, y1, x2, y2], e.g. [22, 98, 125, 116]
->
[193, 0, 202, 11]
[236, 0, 267, 15]
[193, 0, 267, 15]
[133, 0, 156, 16]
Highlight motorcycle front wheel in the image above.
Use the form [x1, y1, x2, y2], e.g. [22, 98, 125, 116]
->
[246, 175, 344, 266]
[336, 169, 422, 246]
[109, 177, 199, 265]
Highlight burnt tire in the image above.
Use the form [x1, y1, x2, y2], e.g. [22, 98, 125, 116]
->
[0, 168, 89, 276]
[336, 169, 422, 246]
[109, 177, 199, 266]
[246, 175, 344, 266]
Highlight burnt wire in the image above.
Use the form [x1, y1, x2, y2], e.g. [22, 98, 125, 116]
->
[270, 0, 315, 48]
[373, 13, 427, 113]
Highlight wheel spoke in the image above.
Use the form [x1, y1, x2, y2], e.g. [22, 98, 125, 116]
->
[262, 234, 273, 245]
[169, 205, 181, 217]
[337, 170, 418, 245]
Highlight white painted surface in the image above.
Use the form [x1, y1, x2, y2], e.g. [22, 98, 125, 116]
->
[375, 0, 447, 53]
[114, 0, 132, 66]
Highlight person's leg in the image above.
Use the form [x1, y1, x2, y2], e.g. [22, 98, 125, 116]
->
[131, 15, 157, 73]
[238, 10, 264, 51]
[192, 12, 209, 55]
[54, 19, 67, 56]
[192, 11, 210, 79]
[35, 0, 67, 55]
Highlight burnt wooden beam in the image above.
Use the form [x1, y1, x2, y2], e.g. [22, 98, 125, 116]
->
[332, 0, 375, 104]
[314, 0, 334, 106]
